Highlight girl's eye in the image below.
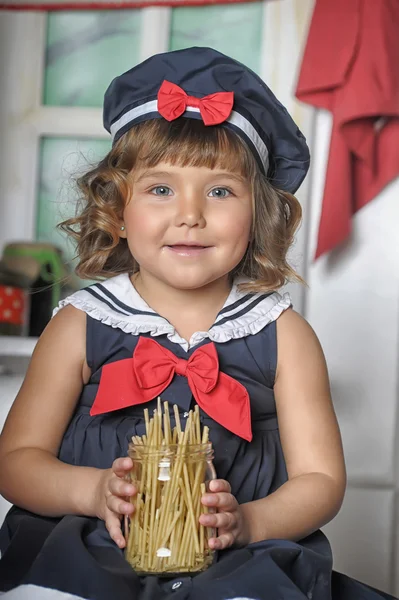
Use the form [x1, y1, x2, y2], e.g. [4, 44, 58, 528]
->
[209, 187, 232, 199]
[150, 186, 172, 196]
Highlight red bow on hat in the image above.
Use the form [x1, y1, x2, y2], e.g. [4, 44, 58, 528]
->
[157, 80, 234, 126]
[90, 337, 252, 442]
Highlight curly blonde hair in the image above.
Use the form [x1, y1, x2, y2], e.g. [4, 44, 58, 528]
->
[59, 119, 304, 293]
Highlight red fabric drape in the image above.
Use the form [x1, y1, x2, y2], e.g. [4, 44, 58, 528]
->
[296, 0, 399, 258]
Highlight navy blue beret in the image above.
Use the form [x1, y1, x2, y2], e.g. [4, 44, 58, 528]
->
[103, 47, 310, 193]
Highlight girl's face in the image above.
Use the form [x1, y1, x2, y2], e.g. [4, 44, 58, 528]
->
[122, 162, 252, 290]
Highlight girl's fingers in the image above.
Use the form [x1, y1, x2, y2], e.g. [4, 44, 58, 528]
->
[208, 479, 231, 493]
[202, 492, 238, 511]
[200, 511, 236, 531]
[112, 457, 133, 478]
[106, 494, 135, 516]
[208, 532, 234, 550]
[105, 512, 126, 548]
[109, 476, 136, 498]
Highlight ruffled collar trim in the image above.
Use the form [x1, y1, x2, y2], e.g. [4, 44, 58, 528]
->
[54, 273, 291, 351]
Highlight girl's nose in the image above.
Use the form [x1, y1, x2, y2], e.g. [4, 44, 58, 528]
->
[174, 195, 206, 229]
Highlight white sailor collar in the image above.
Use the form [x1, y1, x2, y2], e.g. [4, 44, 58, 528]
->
[54, 273, 291, 351]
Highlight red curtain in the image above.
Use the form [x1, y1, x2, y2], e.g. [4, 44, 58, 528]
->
[296, 0, 399, 258]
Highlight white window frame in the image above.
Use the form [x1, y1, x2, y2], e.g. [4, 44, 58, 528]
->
[0, 8, 171, 244]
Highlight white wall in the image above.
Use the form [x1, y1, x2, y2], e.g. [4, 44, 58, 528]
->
[0, 2, 398, 594]
[308, 113, 399, 590]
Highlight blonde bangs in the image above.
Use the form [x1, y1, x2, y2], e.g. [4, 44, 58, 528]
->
[119, 119, 258, 179]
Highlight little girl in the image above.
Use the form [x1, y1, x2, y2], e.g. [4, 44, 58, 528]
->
[0, 47, 395, 600]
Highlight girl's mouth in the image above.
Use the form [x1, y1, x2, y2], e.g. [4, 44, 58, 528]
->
[166, 244, 211, 256]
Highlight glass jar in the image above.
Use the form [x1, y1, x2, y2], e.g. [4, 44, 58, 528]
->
[125, 442, 216, 576]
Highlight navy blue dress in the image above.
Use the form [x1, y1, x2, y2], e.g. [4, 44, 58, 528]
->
[0, 275, 396, 600]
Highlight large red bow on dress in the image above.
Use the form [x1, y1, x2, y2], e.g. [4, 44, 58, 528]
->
[157, 80, 234, 127]
[90, 337, 252, 442]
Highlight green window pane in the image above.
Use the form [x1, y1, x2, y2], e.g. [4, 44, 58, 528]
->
[169, 3, 263, 74]
[36, 137, 111, 284]
[44, 11, 141, 107]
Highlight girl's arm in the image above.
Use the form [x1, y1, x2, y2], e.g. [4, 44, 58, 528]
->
[0, 305, 104, 517]
[239, 308, 346, 544]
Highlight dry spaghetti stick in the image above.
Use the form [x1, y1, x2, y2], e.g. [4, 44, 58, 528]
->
[200, 482, 213, 551]
[176, 504, 191, 566]
[156, 420, 190, 553]
[163, 401, 171, 445]
[188, 415, 195, 444]
[163, 416, 189, 510]
[179, 472, 201, 568]
[153, 508, 160, 553]
[138, 447, 147, 496]
[124, 469, 137, 555]
[144, 408, 150, 438]
[193, 465, 206, 522]
[202, 426, 209, 445]
[176, 472, 200, 566]
[147, 414, 154, 446]
[141, 496, 150, 569]
[125, 471, 135, 563]
[127, 491, 140, 558]
[175, 479, 190, 565]
[153, 453, 179, 551]
[192, 432, 211, 561]
[197, 425, 211, 510]
[194, 405, 201, 444]
[160, 508, 182, 549]
[125, 496, 135, 556]
[188, 415, 197, 486]
[189, 523, 196, 568]
[155, 411, 166, 545]
[172, 427, 178, 444]
[139, 422, 150, 494]
[139, 489, 148, 569]
[183, 463, 200, 553]
[171, 512, 183, 568]
[199, 502, 205, 557]
[137, 499, 144, 569]
[173, 404, 182, 437]
[157, 399, 163, 445]
[191, 425, 210, 514]
[148, 411, 160, 567]
[126, 514, 134, 556]
[135, 493, 142, 557]
[140, 419, 154, 569]
[170, 525, 175, 567]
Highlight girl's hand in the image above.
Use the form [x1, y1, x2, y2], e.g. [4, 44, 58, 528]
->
[94, 457, 136, 549]
[200, 479, 250, 550]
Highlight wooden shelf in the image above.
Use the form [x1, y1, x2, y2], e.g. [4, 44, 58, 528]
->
[0, 336, 38, 357]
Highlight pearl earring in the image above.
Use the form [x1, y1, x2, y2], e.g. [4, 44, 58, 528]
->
[120, 225, 125, 231]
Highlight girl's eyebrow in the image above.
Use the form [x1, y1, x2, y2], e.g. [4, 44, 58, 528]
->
[135, 170, 173, 183]
[210, 172, 246, 183]
[134, 169, 246, 184]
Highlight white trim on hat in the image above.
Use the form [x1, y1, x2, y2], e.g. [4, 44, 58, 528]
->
[110, 99, 158, 140]
[109, 99, 269, 172]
